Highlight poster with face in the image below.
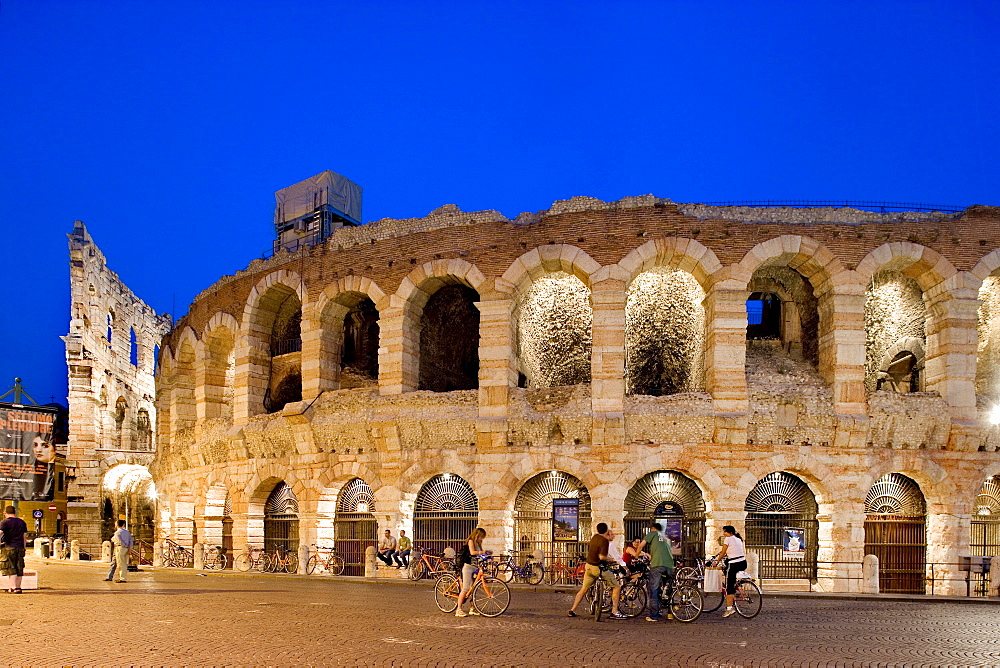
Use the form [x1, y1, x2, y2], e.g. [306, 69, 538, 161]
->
[0, 405, 56, 501]
[783, 527, 805, 559]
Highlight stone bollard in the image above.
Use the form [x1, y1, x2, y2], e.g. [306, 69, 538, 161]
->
[990, 556, 1000, 597]
[364, 546, 377, 579]
[862, 554, 879, 594]
[298, 544, 310, 575]
[745, 553, 759, 580]
[101, 540, 112, 562]
[70, 539, 80, 561]
[193, 543, 205, 569]
[53, 538, 64, 559]
[153, 541, 163, 567]
[443, 547, 456, 560]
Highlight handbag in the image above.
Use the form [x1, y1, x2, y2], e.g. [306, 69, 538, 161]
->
[703, 566, 723, 591]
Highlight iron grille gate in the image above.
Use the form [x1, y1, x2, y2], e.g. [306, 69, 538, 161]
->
[745, 515, 819, 579]
[513, 471, 591, 561]
[623, 470, 707, 567]
[264, 482, 299, 553]
[413, 474, 479, 557]
[864, 516, 925, 594]
[623, 518, 705, 565]
[335, 514, 378, 576]
[970, 517, 1000, 596]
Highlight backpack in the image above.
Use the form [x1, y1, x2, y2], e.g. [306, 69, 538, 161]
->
[457, 543, 471, 567]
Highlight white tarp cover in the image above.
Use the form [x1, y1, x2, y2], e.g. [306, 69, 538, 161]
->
[274, 170, 363, 226]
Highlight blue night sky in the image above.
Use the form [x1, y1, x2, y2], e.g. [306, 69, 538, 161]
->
[1, 0, 997, 405]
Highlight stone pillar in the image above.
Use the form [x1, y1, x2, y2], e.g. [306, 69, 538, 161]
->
[925, 277, 980, 425]
[476, 289, 515, 452]
[376, 297, 415, 395]
[817, 288, 867, 417]
[926, 508, 966, 596]
[704, 282, 749, 443]
[233, 322, 270, 423]
[589, 273, 627, 448]
[193, 543, 205, 569]
[153, 541, 163, 567]
[70, 539, 80, 561]
[364, 546, 377, 578]
[297, 543, 310, 575]
[301, 305, 341, 400]
[862, 554, 879, 594]
[745, 552, 759, 580]
[101, 540, 112, 562]
[990, 556, 1000, 597]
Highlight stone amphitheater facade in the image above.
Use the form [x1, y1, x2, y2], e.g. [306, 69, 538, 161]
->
[152, 195, 1000, 594]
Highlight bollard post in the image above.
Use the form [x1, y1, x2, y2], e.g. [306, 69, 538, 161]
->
[862, 554, 879, 594]
[53, 538, 64, 559]
[990, 556, 1000, 597]
[745, 553, 759, 580]
[101, 540, 112, 562]
[298, 544, 310, 575]
[193, 543, 205, 569]
[365, 546, 377, 578]
[70, 539, 80, 561]
[153, 541, 163, 567]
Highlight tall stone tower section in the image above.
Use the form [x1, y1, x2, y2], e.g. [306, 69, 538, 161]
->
[62, 221, 172, 551]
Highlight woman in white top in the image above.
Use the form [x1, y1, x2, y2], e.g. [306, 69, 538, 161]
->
[712, 525, 747, 618]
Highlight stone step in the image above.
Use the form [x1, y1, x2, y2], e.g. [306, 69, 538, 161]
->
[760, 579, 812, 591]
[376, 564, 408, 579]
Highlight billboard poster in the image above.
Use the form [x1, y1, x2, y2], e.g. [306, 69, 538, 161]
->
[552, 498, 579, 542]
[662, 517, 683, 556]
[783, 527, 805, 559]
[0, 405, 56, 501]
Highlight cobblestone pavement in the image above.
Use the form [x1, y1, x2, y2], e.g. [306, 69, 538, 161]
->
[6, 560, 1000, 667]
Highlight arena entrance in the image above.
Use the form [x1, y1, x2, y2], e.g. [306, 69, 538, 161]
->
[413, 474, 479, 555]
[513, 471, 591, 560]
[971, 476, 1000, 596]
[263, 482, 299, 553]
[744, 472, 819, 580]
[864, 473, 926, 594]
[335, 478, 378, 576]
[624, 470, 705, 565]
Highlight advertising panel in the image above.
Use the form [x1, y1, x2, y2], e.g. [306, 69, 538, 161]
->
[662, 517, 683, 556]
[552, 498, 580, 542]
[783, 527, 805, 559]
[0, 404, 57, 501]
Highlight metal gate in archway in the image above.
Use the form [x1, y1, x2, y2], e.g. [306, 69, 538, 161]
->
[969, 475, 1000, 596]
[745, 472, 819, 580]
[413, 474, 479, 556]
[513, 471, 591, 561]
[865, 473, 926, 594]
[624, 470, 705, 565]
[335, 478, 378, 576]
[264, 482, 299, 553]
[222, 495, 234, 568]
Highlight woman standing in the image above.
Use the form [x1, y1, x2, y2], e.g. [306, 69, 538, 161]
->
[455, 527, 487, 617]
[712, 525, 747, 618]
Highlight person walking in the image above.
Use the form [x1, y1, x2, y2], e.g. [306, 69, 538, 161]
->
[394, 529, 412, 568]
[712, 525, 748, 618]
[455, 527, 487, 617]
[0, 506, 28, 593]
[105, 519, 134, 583]
[635, 521, 675, 622]
[376, 529, 397, 567]
[567, 522, 626, 619]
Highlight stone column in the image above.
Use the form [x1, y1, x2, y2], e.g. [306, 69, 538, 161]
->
[924, 276, 979, 427]
[817, 287, 867, 418]
[704, 280, 749, 443]
[589, 272, 627, 449]
[925, 507, 966, 596]
[476, 288, 515, 452]
[376, 296, 415, 395]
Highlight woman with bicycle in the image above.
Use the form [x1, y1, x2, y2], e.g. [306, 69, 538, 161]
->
[454, 527, 487, 617]
[712, 525, 747, 618]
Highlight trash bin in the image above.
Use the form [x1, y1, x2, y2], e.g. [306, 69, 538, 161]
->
[39, 540, 50, 559]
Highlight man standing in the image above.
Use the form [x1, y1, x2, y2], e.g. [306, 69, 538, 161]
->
[636, 521, 675, 622]
[0, 506, 28, 594]
[394, 529, 411, 568]
[567, 522, 625, 619]
[376, 529, 397, 566]
[105, 519, 134, 583]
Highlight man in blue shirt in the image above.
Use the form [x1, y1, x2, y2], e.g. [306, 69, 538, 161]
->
[105, 519, 134, 583]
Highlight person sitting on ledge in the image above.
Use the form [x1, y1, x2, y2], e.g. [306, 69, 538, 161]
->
[394, 529, 411, 568]
[376, 529, 397, 567]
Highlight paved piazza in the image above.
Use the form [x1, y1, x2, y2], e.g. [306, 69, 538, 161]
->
[6, 561, 1000, 667]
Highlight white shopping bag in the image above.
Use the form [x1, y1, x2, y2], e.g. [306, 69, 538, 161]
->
[703, 566, 723, 591]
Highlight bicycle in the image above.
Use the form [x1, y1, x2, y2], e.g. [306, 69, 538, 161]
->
[408, 546, 453, 581]
[162, 537, 194, 568]
[234, 545, 271, 572]
[306, 545, 345, 575]
[433, 555, 511, 617]
[267, 547, 299, 574]
[203, 545, 228, 570]
[584, 564, 649, 620]
[618, 556, 702, 622]
[492, 553, 544, 585]
[677, 556, 762, 618]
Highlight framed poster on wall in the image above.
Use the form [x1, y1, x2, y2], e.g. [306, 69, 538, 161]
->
[552, 498, 580, 542]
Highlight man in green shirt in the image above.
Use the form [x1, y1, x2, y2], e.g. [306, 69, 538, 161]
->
[394, 529, 412, 568]
[636, 521, 675, 621]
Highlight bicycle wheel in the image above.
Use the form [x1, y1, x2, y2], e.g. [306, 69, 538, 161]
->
[544, 564, 562, 585]
[734, 580, 762, 619]
[591, 582, 604, 622]
[306, 554, 321, 575]
[618, 581, 647, 618]
[434, 574, 459, 613]
[283, 552, 298, 574]
[234, 553, 251, 572]
[472, 577, 510, 617]
[525, 562, 544, 585]
[587, 582, 613, 612]
[670, 583, 703, 623]
[494, 562, 514, 583]
[256, 553, 272, 572]
[217, 554, 228, 570]
[674, 566, 697, 582]
[180, 550, 194, 568]
[329, 555, 345, 576]
[204, 554, 221, 570]
[407, 561, 425, 581]
[702, 586, 725, 612]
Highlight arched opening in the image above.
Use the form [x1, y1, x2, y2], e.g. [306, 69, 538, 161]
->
[171, 341, 197, 434]
[135, 408, 152, 451]
[413, 474, 479, 555]
[335, 478, 378, 575]
[744, 472, 819, 580]
[970, 475, 1000, 595]
[263, 482, 299, 553]
[264, 289, 302, 413]
[746, 266, 819, 365]
[114, 397, 128, 449]
[746, 292, 782, 340]
[203, 324, 236, 420]
[866, 271, 926, 392]
[342, 298, 380, 385]
[625, 269, 705, 396]
[101, 464, 156, 548]
[623, 470, 705, 565]
[865, 473, 926, 594]
[515, 273, 592, 387]
[222, 494, 234, 562]
[418, 285, 480, 391]
[129, 327, 138, 366]
[513, 471, 591, 560]
[977, 276, 1000, 401]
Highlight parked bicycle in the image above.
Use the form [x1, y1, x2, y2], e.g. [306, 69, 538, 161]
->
[203, 544, 227, 570]
[490, 553, 544, 585]
[433, 555, 510, 617]
[234, 545, 271, 572]
[267, 547, 299, 574]
[543, 556, 585, 586]
[585, 563, 648, 620]
[676, 555, 762, 618]
[408, 546, 453, 581]
[162, 537, 194, 568]
[306, 545, 345, 575]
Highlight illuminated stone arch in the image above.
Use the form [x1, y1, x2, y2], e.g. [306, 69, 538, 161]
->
[199, 312, 239, 422]
[617, 237, 722, 292]
[169, 328, 199, 438]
